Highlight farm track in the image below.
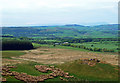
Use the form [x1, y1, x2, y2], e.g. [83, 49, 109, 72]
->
[11, 47, 118, 65]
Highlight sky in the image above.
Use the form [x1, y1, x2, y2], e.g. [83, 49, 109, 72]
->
[0, 0, 119, 26]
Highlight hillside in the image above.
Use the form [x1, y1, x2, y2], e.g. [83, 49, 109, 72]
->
[2, 24, 118, 38]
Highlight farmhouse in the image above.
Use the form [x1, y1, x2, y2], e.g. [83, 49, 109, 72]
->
[63, 42, 69, 44]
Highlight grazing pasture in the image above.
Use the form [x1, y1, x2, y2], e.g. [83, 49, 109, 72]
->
[57, 59, 118, 81]
[71, 41, 118, 52]
[1, 45, 119, 82]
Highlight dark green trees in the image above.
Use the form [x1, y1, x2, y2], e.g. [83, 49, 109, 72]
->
[2, 40, 33, 50]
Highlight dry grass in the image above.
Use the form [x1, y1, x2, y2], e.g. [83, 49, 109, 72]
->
[12, 47, 118, 65]
[2, 58, 25, 66]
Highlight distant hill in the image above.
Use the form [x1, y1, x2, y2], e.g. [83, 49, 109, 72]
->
[65, 24, 86, 27]
[2, 24, 118, 39]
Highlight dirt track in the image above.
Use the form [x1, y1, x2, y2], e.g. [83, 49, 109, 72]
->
[11, 47, 118, 65]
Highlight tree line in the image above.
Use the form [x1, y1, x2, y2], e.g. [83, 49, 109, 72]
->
[41, 37, 118, 43]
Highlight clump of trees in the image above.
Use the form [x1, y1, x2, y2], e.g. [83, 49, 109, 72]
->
[2, 40, 33, 50]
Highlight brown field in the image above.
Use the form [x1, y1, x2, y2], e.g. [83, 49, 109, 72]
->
[11, 47, 118, 65]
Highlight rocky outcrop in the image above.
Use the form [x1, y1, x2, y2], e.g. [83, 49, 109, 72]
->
[35, 65, 74, 78]
[80, 58, 101, 66]
[2, 65, 74, 82]
[0, 77, 6, 82]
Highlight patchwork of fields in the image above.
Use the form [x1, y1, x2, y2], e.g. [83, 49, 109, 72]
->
[1, 24, 119, 82]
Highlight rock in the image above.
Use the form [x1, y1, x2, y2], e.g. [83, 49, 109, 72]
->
[2, 65, 74, 82]
[65, 72, 69, 75]
[2, 77, 6, 82]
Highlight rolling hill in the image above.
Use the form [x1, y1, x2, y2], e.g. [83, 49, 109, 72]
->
[2, 24, 118, 39]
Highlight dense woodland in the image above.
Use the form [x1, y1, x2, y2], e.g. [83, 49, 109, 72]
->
[2, 40, 33, 50]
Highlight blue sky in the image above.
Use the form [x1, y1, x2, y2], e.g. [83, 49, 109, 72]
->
[0, 0, 119, 26]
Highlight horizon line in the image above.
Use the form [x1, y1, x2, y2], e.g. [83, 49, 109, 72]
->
[0, 23, 118, 27]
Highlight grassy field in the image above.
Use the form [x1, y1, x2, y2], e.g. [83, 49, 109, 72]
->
[10, 62, 65, 82]
[11, 62, 53, 76]
[44, 40, 61, 42]
[32, 43, 42, 48]
[2, 51, 25, 59]
[2, 50, 65, 82]
[2, 43, 119, 82]
[3, 76, 23, 82]
[32, 43, 118, 55]
[32, 43, 90, 51]
[9, 60, 119, 81]
[71, 41, 118, 52]
[3, 55, 119, 82]
[57, 60, 118, 81]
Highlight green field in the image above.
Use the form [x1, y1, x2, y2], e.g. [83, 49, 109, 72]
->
[57, 60, 118, 81]
[11, 62, 52, 76]
[2, 44, 119, 82]
[32, 42, 118, 54]
[32, 43, 90, 52]
[2, 51, 25, 59]
[71, 41, 118, 52]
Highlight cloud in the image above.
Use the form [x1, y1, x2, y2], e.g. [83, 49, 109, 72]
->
[0, 0, 118, 9]
[0, 0, 118, 26]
